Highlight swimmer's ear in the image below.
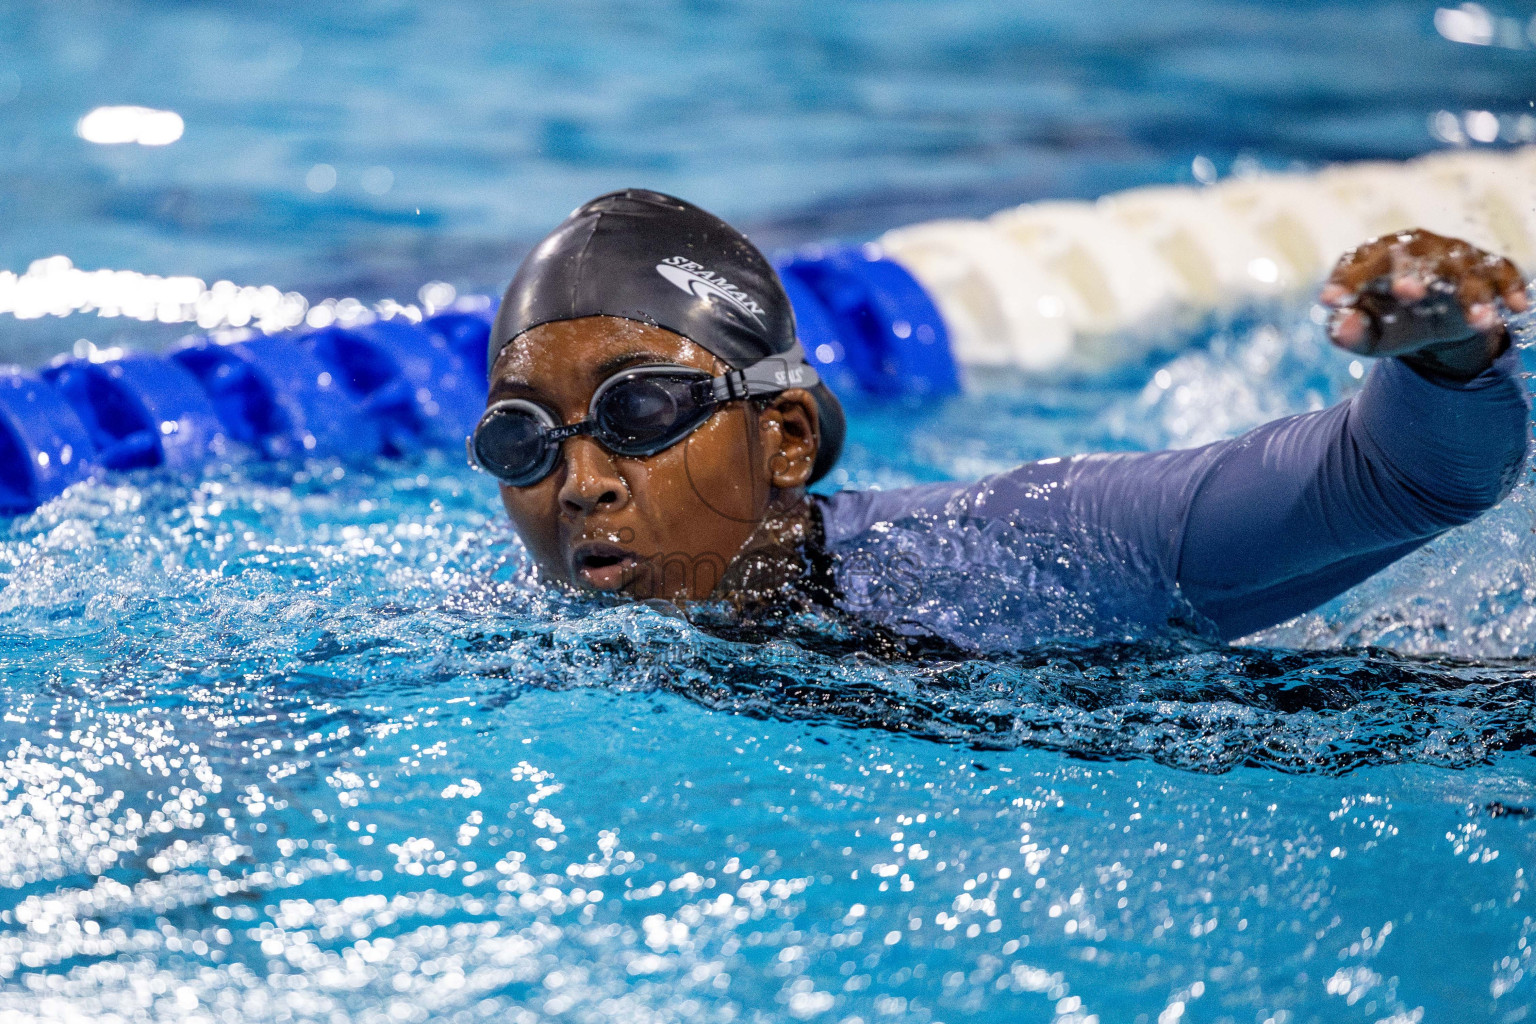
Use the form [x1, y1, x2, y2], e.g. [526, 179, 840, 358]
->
[758, 389, 819, 490]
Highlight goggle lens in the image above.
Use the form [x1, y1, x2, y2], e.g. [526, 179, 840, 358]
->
[593, 374, 712, 453]
[473, 404, 555, 486]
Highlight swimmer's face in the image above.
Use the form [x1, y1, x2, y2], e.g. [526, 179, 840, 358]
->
[489, 315, 820, 601]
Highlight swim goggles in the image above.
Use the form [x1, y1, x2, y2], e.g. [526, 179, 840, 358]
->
[467, 344, 820, 487]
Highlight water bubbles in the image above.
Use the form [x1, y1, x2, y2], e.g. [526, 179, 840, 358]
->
[305, 163, 338, 194]
[417, 281, 456, 313]
[1464, 109, 1501, 143]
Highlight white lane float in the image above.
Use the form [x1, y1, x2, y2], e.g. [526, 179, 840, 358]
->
[875, 144, 1535, 375]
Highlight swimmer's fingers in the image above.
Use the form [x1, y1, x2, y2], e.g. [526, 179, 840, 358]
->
[1321, 229, 1452, 323]
[1328, 275, 1474, 358]
[1435, 244, 1526, 334]
[1320, 238, 1393, 308]
[1320, 234, 1405, 351]
[1456, 259, 1504, 334]
[1488, 251, 1531, 315]
[1322, 229, 1527, 376]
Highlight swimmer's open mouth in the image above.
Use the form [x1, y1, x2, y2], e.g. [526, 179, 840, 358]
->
[570, 542, 641, 590]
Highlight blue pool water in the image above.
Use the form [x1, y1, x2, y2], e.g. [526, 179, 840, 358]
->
[4, 313, 1536, 1024]
[4, 2, 1536, 1021]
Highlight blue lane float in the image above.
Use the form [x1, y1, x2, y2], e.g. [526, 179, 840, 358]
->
[777, 245, 959, 400]
[0, 258, 960, 514]
[0, 367, 97, 514]
[171, 333, 383, 461]
[298, 319, 484, 457]
[423, 307, 497, 385]
[776, 271, 865, 400]
[42, 353, 227, 472]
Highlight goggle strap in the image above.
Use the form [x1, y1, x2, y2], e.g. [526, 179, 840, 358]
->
[710, 344, 822, 402]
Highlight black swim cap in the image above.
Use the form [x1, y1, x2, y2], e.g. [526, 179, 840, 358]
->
[490, 189, 845, 483]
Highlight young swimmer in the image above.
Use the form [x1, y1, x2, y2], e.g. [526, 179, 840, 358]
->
[472, 189, 1530, 642]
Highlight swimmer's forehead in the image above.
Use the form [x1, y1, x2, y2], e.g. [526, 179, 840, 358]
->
[489, 315, 722, 397]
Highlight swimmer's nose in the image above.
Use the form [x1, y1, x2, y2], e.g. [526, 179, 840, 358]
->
[558, 436, 629, 515]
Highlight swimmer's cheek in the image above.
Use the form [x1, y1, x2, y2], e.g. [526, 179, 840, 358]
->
[497, 482, 571, 583]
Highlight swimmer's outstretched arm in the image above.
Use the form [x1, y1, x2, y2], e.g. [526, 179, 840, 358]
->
[1172, 229, 1530, 637]
[819, 230, 1530, 641]
[1077, 230, 1530, 639]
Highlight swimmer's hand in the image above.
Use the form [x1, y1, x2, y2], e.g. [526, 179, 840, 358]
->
[1320, 228, 1529, 380]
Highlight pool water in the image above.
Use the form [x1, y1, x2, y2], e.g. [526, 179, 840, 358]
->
[4, 0, 1535, 361]
[2, 309, 1535, 1023]
[5, 1, 1536, 1021]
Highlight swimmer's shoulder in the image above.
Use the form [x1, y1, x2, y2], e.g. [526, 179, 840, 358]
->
[815, 458, 1084, 545]
[815, 481, 972, 545]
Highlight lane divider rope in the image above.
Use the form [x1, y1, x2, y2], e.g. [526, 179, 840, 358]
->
[0, 146, 1530, 515]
